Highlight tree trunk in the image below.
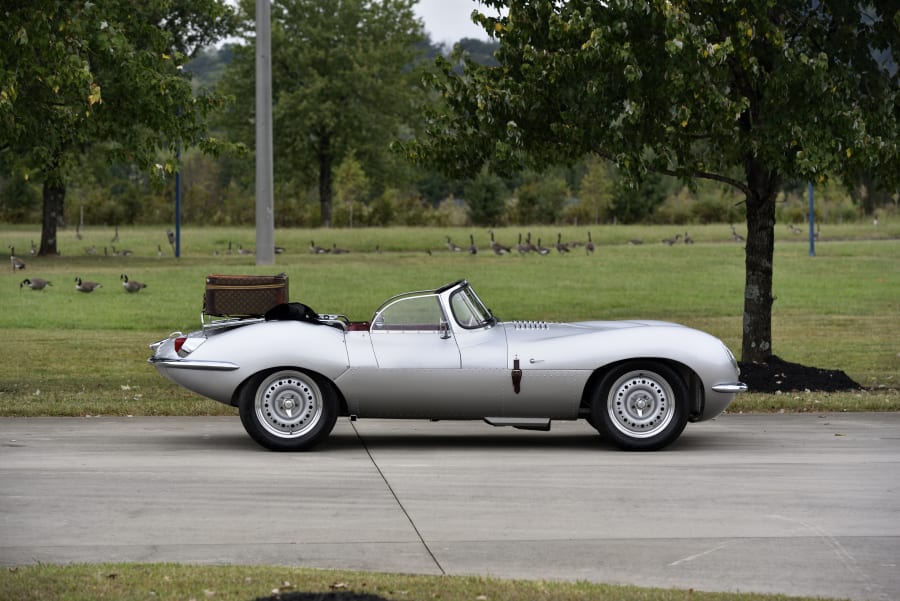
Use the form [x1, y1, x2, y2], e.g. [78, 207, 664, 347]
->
[741, 157, 780, 363]
[39, 176, 65, 257]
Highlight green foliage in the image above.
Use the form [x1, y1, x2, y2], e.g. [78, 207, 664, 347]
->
[512, 169, 569, 224]
[464, 170, 508, 226]
[609, 172, 667, 224]
[408, 0, 900, 363]
[567, 156, 614, 225]
[0, 0, 236, 253]
[218, 0, 428, 226]
[0, 173, 40, 223]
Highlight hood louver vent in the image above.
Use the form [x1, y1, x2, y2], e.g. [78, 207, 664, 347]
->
[512, 320, 550, 330]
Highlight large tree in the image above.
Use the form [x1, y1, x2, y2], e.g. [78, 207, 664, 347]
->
[220, 0, 427, 227]
[0, 0, 234, 255]
[408, 0, 899, 363]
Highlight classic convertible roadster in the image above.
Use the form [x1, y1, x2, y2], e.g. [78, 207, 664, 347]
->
[149, 279, 746, 451]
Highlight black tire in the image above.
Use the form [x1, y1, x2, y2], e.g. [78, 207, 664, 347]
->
[238, 369, 337, 451]
[590, 361, 689, 451]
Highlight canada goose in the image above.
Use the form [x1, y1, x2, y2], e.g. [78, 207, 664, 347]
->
[683, 232, 694, 244]
[524, 232, 538, 253]
[489, 230, 511, 254]
[75, 223, 83, 240]
[9, 246, 25, 271]
[310, 240, 328, 254]
[331, 243, 349, 254]
[662, 234, 681, 246]
[86, 245, 97, 255]
[166, 228, 176, 246]
[120, 274, 146, 293]
[111, 225, 119, 243]
[536, 238, 550, 255]
[446, 236, 462, 252]
[112, 246, 134, 257]
[516, 233, 528, 254]
[730, 224, 745, 242]
[29, 240, 37, 256]
[75, 277, 102, 292]
[555, 233, 570, 253]
[789, 223, 803, 235]
[274, 245, 285, 254]
[468, 234, 478, 255]
[238, 244, 254, 255]
[20, 278, 51, 291]
[586, 232, 596, 254]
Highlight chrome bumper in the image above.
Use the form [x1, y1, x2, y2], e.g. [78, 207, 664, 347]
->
[712, 382, 749, 394]
[148, 357, 239, 371]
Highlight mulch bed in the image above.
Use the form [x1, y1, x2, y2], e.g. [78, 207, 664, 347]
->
[738, 355, 863, 393]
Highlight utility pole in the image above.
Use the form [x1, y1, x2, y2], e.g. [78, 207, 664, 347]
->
[255, 0, 275, 265]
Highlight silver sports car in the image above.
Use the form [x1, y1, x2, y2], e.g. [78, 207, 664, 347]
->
[149, 279, 746, 451]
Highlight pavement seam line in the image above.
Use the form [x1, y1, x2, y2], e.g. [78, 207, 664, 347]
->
[351, 420, 446, 575]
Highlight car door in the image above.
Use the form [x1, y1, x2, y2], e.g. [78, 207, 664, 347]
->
[349, 293, 488, 418]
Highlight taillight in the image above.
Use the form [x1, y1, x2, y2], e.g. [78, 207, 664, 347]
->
[174, 336, 187, 353]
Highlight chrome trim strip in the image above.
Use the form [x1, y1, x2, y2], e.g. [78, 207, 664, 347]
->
[712, 382, 749, 394]
[148, 358, 240, 371]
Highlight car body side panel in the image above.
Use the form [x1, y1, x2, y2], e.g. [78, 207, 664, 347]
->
[152, 321, 349, 405]
[335, 367, 506, 418]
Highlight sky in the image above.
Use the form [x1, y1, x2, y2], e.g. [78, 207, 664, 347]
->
[413, 0, 496, 45]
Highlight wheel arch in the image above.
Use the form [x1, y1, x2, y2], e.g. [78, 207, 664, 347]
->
[230, 365, 351, 416]
[579, 358, 704, 420]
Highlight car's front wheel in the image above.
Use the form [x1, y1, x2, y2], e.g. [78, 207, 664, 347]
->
[238, 369, 337, 451]
[590, 361, 689, 451]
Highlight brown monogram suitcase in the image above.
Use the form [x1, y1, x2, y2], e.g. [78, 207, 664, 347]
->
[203, 273, 289, 317]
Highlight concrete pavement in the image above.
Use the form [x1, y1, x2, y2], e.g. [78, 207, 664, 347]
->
[1, 413, 898, 600]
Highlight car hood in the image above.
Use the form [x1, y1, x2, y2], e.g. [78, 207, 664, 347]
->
[500, 319, 719, 371]
[503, 319, 683, 337]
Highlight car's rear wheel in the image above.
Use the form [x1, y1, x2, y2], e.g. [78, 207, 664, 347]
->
[591, 361, 688, 451]
[239, 369, 337, 451]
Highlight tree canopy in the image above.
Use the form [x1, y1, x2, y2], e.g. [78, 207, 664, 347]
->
[0, 0, 235, 254]
[218, 0, 428, 226]
[408, 0, 899, 362]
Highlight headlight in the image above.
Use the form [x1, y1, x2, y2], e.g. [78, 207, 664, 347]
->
[722, 342, 739, 372]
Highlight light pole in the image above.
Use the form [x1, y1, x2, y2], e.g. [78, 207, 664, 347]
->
[255, 0, 275, 265]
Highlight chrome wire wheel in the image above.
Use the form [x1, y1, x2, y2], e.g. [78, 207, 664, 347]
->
[254, 370, 324, 439]
[606, 370, 675, 439]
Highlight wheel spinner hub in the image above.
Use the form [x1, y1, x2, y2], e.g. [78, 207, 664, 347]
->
[608, 371, 675, 438]
[256, 373, 322, 438]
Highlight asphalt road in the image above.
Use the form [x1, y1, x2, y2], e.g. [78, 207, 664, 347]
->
[1, 413, 898, 601]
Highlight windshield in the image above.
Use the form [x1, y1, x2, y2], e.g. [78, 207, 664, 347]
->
[450, 285, 496, 329]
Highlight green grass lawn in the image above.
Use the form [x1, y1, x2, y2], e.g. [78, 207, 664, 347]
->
[2, 222, 899, 416]
[0, 563, 855, 601]
[5, 222, 895, 601]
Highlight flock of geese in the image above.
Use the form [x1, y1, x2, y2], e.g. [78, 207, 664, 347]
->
[438, 229, 713, 256]
[12, 244, 147, 293]
[11, 223, 757, 291]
